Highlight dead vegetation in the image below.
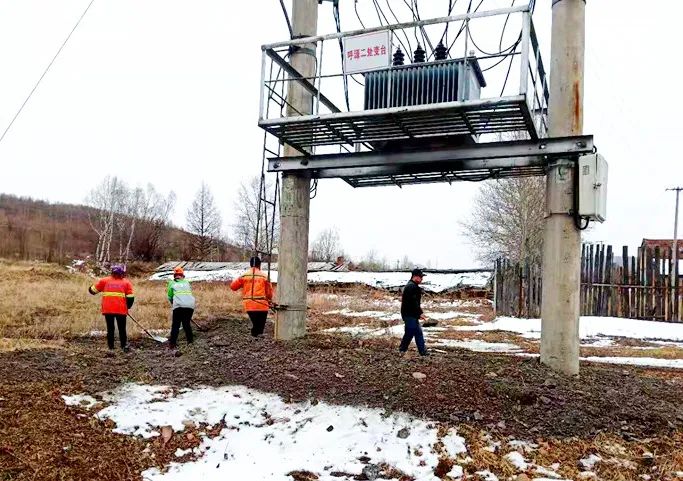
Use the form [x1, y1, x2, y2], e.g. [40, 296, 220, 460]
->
[4, 260, 683, 480]
[0, 259, 241, 340]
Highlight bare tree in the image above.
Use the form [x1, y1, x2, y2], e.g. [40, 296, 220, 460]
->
[310, 227, 342, 262]
[86, 176, 127, 264]
[460, 176, 545, 266]
[399, 255, 413, 270]
[186, 182, 222, 260]
[356, 249, 390, 272]
[232, 176, 279, 256]
[131, 185, 176, 261]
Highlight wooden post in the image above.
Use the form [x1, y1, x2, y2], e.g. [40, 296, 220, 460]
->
[622, 246, 629, 318]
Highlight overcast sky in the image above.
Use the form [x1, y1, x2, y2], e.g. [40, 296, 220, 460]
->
[1, 0, 681, 268]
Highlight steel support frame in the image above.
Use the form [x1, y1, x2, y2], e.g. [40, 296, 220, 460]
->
[269, 135, 593, 174]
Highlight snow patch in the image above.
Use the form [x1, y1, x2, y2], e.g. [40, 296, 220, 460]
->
[448, 465, 464, 478]
[579, 454, 602, 470]
[432, 339, 522, 353]
[582, 356, 683, 369]
[441, 431, 468, 458]
[475, 471, 499, 481]
[505, 451, 528, 470]
[62, 394, 99, 409]
[66, 383, 468, 480]
[580, 337, 615, 348]
[460, 316, 683, 343]
[150, 269, 491, 293]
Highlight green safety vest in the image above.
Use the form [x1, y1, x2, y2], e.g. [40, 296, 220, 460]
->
[167, 279, 196, 310]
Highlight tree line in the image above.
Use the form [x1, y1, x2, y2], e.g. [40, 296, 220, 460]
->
[1, 170, 542, 268]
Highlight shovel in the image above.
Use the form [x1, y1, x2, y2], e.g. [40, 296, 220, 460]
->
[191, 319, 209, 332]
[128, 313, 168, 343]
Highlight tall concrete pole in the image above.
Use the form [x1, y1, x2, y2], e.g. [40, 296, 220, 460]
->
[276, 0, 318, 340]
[540, 0, 585, 375]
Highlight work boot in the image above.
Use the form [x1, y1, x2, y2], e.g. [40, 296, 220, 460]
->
[168, 344, 181, 357]
[122, 344, 131, 353]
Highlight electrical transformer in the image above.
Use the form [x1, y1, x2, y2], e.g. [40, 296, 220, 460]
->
[363, 57, 486, 110]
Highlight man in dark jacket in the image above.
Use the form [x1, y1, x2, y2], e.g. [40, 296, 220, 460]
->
[399, 268, 429, 356]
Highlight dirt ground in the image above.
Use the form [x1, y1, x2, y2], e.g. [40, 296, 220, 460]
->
[3, 314, 683, 480]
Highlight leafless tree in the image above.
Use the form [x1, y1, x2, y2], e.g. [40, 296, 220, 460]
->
[356, 249, 390, 272]
[310, 227, 343, 262]
[232, 176, 279, 256]
[131, 185, 176, 261]
[399, 255, 413, 270]
[461, 176, 546, 266]
[186, 182, 222, 260]
[86, 176, 127, 264]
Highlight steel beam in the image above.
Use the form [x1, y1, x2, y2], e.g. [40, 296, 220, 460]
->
[313, 156, 544, 179]
[263, 4, 530, 50]
[268, 136, 594, 174]
[265, 48, 342, 114]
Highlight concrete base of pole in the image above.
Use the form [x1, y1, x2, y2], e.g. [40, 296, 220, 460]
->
[540, 163, 581, 376]
[275, 172, 311, 340]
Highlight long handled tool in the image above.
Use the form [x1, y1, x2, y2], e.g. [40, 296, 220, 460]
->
[128, 313, 168, 343]
[191, 319, 209, 332]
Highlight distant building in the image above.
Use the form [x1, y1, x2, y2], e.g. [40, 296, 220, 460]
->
[640, 239, 683, 257]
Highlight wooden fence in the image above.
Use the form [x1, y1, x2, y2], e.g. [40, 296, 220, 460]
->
[495, 243, 683, 322]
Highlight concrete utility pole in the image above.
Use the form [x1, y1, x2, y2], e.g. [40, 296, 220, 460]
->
[540, 0, 585, 375]
[667, 187, 683, 321]
[276, 0, 318, 340]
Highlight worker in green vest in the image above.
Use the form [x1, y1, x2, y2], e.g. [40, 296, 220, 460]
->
[167, 266, 196, 350]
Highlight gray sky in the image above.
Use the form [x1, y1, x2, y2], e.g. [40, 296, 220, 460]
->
[1, 0, 681, 268]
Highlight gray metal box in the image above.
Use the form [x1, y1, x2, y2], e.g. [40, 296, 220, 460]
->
[578, 153, 608, 222]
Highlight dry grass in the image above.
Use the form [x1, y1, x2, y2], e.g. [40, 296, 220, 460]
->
[581, 344, 683, 360]
[0, 259, 242, 340]
[455, 426, 683, 480]
[0, 337, 65, 352]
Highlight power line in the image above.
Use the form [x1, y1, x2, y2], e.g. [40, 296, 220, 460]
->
[382, 0, 413, 54]
[0, 0, 96, 146]
[442, 0, 485, 59]
[411, 0, 434, 52]
[333, 3, 351, 111]
[354, 0, 366, 28]
[438, 0, 458, 46]
[370, 0, 411, 56]
[499, 0, 516, 51]
[278, 0, 294, 38]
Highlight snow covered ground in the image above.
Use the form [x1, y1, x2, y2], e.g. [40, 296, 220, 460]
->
[319, 296, 683, 369]
[149, 269, 491, 293]
[455, 316, 683, 342]
[63, 383, 470, 481]
[62, 383, 578, 481]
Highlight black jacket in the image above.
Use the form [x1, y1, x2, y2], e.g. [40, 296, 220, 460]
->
[401, 280, 423, 319]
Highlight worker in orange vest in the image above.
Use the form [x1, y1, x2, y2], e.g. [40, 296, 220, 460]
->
[230, 256, 273, 337]
[88, 264, 135, 352]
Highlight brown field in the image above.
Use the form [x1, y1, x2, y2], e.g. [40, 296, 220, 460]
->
[4, 260, 683, 480]
[0, 259, 242, 344]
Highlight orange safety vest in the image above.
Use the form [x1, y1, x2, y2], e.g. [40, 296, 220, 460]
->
[91, 276, 134, 315]
[230, 268, 273, 312]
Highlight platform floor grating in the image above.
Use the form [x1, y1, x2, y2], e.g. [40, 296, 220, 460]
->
[258, 95, 539, 154]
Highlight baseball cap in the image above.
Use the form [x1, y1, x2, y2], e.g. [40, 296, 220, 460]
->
[411, 268, 426, 277]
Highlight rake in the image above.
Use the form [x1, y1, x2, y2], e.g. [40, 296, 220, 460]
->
[127, 313, 168, 343]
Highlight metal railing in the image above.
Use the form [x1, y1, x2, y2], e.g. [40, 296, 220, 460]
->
[258, 4, 549, 140]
